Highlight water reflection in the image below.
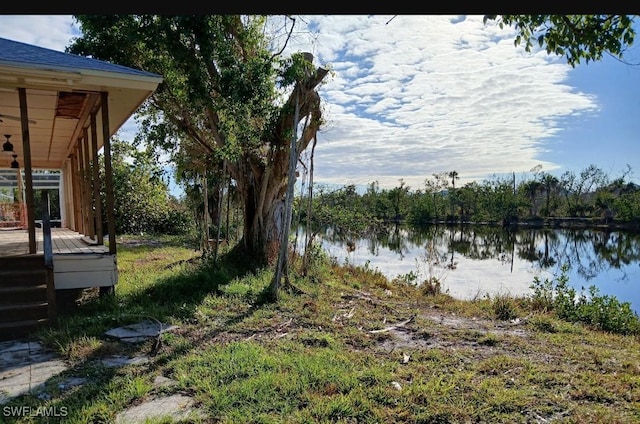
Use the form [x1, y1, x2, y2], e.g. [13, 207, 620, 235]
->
[296, 225, 640, 314]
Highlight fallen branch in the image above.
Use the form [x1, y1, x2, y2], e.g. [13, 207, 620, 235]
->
[332, 307, 356, 322]
[274, 332, 289, 340]
[369, 315, 415, 334]
[277, 318, 293, 331]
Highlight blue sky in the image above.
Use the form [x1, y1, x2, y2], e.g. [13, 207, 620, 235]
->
[1, 15, 638, 194]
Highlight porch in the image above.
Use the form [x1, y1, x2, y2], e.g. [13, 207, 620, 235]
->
[0, 227, 108, 256]
[0, 227, 117, 290]
[0, 36, 162, 340]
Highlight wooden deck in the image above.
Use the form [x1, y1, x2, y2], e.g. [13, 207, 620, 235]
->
[0, 227, 108, 256]
[0, 227, 116, 290]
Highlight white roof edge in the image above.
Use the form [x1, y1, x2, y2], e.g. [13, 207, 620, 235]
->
[82, 68, 164, 84]
[0, 60, 163, 84]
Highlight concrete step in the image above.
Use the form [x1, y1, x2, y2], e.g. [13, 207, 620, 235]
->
[0, 284, 48, 304]
[0, 254, 55, 340]
[0, 302, 49, 323]
[0, 269, 46, 286]
[0, 319, 49, 341]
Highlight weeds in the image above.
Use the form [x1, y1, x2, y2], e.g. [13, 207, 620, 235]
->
[392, 239, 448, 297]
[491, 294, 519, 321]
[421, 276, 442, 296]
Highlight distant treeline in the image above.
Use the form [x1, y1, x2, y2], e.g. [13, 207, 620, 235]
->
[295, 164, 640, 236]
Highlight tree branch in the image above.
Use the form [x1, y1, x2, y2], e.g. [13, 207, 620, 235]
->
[270, 16, 296, 61]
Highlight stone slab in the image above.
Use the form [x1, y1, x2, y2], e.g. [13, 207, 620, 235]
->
[100, 355, 150, 368]
[114, 394, 203, 424]
[0, 341, 68, 404]
[104, 320, 179, 343]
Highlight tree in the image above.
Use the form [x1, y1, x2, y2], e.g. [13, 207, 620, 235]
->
[457, 181, 480, 219]
[520, 179, 543, 217]
[176, 155, 227, 249]
[106, 138, 191, 235]
[389, 179, 410, 221]
[447, 170, 460, 218]
[483, 15, 637, 67]
[540, 173, 560, 217]
[448, 170, 459, 189]
[68, 15, 330, 269]
[559, 164, 607, 217]
[427, 173, 451, 221]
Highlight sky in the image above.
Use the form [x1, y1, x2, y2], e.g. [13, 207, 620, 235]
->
[0, 14, 638, 194]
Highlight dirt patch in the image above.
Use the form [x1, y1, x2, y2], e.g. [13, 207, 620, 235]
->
[376, 312, 530, 354]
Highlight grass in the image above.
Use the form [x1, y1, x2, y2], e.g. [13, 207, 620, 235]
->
[4, 235, 640, 423]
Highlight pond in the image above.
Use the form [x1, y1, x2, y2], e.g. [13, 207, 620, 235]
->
[294, 225, 640, 315]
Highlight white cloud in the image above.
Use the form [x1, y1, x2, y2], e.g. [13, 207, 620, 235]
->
[0, 15, 77, 51]
[0, 15, 606, 191]
[287, 15, 600, 189]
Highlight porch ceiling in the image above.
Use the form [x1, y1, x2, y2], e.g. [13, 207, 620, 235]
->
[0, 39, 162, 171]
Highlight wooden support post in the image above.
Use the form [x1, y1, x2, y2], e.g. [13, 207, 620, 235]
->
[90, 112, 104, 245]
[77, 136, 88, 235]
[62, 162, 72, 228]
[203, 170, 209, 251]
[18, 88, 36, 254]
[16, 165, 25, 228]
[82, 128, 95, 239]
[70, 153, 82, 233]
[101, 92, 117, 255]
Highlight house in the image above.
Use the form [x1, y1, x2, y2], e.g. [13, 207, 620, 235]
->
[0, 37, 163, 340]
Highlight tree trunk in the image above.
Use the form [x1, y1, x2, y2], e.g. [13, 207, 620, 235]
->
[270, 88, 301, 300]
[231, 58, 329, 268]
[240, 182, 283, 266]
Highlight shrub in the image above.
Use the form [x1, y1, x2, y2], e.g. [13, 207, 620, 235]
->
[529, 265, 640, 335]
[158, 206, 194, 235]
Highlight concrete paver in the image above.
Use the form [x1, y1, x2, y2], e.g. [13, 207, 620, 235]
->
[104, 320, 178, 343]
[0, 340, 68, 404]
[100, 355, 150, 367]
[114, 394, 202, 424]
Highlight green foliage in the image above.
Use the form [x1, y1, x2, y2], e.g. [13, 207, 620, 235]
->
[70, 15, 280, 160]
[484, 15, 636, 67]
[420, 276, 442, 296]
[613, 189, 640, 223]
[103, 138, 194, 235]
[530, 265, 640, 335]
[157, 204, 194, 235]
[300, 184, 377, 237]
[279, 51, 317, 86]
[392, 269, 420, 285]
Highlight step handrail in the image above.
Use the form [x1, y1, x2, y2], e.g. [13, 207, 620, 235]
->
[41, 191, 56, 323]
[41, 193, 53, 269]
